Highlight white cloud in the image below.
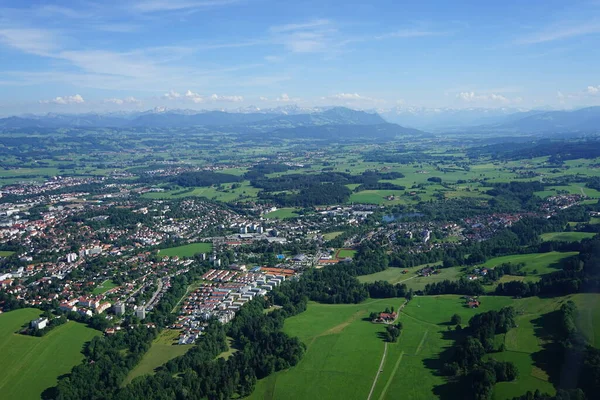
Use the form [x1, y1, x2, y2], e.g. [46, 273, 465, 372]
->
[321, 93, 384, 104]
[457, 91, 510, 104]
[40, 94, 85, 105]
[210, 94, 244, 102]
[163, 90, 182, 99]
[517, 22, 600, 44]
[259, 96, 269, 101]
[104, 96, 141, 105]
[163, 90, 243, 103]
[587, 85, 600, 94]
[276, 93, 292, 102]
[184, 90, 204, 103]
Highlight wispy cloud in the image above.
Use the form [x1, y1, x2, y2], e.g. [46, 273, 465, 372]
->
[0, 28, 62, 56]
[517, 22, 600, 44]
[104, 96, 141, 105]
[163, 89, 244, 103]
[40, 94, 85, 105]
[457, 91, 516, 104]
[321, 92, 383, 103]
[131, 0, 240, 13]
[376, 29, 448, 40]
[269, 19, 331, 34]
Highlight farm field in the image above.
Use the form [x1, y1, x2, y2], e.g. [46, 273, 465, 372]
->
[349, 190, 407, 205]
[248, 295, 519, 400]
[92, 279, 118, 295]
[248, 297, 407, 400]
[125, 329, 193, 385]
[540, 231, 596, 242]
[142, 182, 260, 202]
[357, 262, 446, 289]
[0, 308, 100, 400]
[482, 251, 578, 279]
[158, 242, 213, 257]
[264, 208, 300, 219]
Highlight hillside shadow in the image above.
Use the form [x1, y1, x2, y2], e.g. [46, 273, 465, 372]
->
[530, 310, 564, 388]
[423, 328, 469, 400]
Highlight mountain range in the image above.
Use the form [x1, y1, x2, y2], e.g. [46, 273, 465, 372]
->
[1, 106, 599, 136]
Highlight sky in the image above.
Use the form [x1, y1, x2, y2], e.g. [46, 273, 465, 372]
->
[1, 0, 600, 115]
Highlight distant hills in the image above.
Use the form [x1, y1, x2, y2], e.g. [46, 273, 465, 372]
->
[0, 107, 427, 141]
[1, 105, 599, 136]
[477, 106, 600, 134]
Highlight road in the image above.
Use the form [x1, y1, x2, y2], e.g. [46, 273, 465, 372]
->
[367, 342, 388, 400]
[145, 278, 164, 310]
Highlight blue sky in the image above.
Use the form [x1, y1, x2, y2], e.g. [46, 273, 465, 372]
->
[1, 0, 599, 114]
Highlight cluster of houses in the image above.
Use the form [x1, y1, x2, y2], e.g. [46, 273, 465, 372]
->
[467, 267, 489, 281]
[172, 270, 290, 344]
[58, 296, 111, 317]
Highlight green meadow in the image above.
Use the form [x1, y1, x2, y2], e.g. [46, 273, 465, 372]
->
[540, 231, 596, 242]
[92, 279, 118, 295]
[125, 329, 193, 385]
[482, 251, 578, 280]
[264, 208, 300, 219]
[158, 242, 213, 257]
[0, 308, 100, 400]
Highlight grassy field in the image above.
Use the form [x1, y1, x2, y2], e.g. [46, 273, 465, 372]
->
[248, 295, 516, 400]
[0, 308, 100, 400]
[264, 208, 300, 219]
[248, 294, 597, 400]
[92, 279, 118, 295]
[571, 293, 600, 348]
[335, 248, 357, 259]
[0, 250, 15, 257]
[482, 252, 578, 280]
[323, 231, 344, 241]
[540, 232, 597, 242]
[125, 329, 193, 384]
[158, 242, 213, 257]
[357, 263, 456, 292]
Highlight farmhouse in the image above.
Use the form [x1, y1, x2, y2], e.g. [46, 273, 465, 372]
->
[374, 312, 397, 323]
[31, 317, 48, 330]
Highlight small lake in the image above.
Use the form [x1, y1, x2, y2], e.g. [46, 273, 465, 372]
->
[383, 212, 424, 222]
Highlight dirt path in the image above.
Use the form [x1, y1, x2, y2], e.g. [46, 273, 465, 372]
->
[377, 351, 405, 400]
[367, 342, 388, 400]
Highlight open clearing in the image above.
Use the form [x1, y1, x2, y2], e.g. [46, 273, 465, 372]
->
[0, 250, 15, 257]
[247, 294, 600, 400]
[264, 208, 300, 219]
[158, 242, 213, 257]
[336, 248, 357, 259]
[92, 279, 118, 295]
[247, 295, 516, 400]
[323, 231, 344, 241]
[540, 232, 596, 242]
[0, 308, 100, 400]
[482, 251, 578, 279]
[125, 329, 193, 384]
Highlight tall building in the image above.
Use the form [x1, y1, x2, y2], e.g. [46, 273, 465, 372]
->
[135, 306, 146, 320]
[113, 302, 125, 316]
